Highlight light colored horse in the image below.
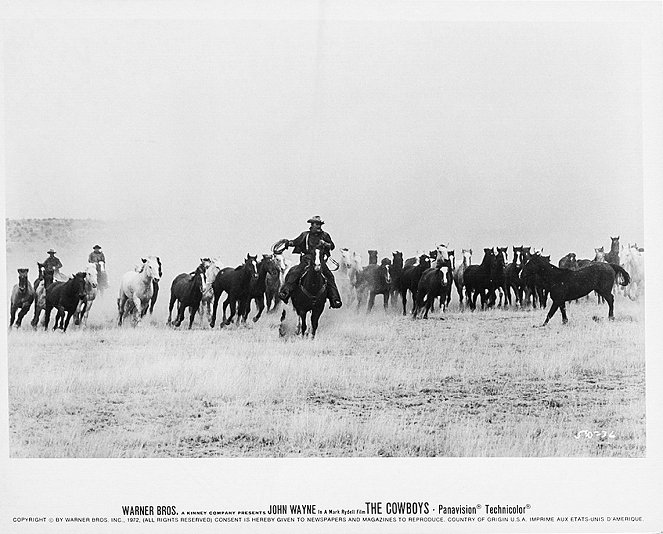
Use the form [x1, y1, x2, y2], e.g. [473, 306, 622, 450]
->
[621, 244, 644, 300]
[338, 248, 363, 304]
[594, 247, 606, 262]
[199, 257, 224, 323]
[118, 256, 161, 326]
[74, 264, 99, 327]
[436, 243, 449, 261]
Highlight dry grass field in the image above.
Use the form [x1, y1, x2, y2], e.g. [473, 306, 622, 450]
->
[7, 295, 644, 458]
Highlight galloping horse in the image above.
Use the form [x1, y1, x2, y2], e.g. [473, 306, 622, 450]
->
[265, 253, 290, 313]
[399, 254, 431, 315]
[10, 268, 35, 329]
[413, 257, 452, 319]
[453, 249, 472, 308]
[390, 251, 404, 308]
[209, 254, 258, 328]
[199, 257, 223, 323]
[118, 257, 161, 326]
[94, 261, 109, 294]
[338, 248, 362, 305]
[463, 248, 496, 310]
[290, 246, 327, 338]
[44, 272, 88, 332]
[242, 254, 280, 323]
[168, 262, 206, 329]
[31, 264, 54, 328]
[521, 254, 630, 325]
[504, 246, 525, 307]
[356, 258, 392, 313]
[74, 264, 99, 327]
[493, 247, 508, 307]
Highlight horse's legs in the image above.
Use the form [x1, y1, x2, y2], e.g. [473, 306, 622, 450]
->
[225, 298, 237, 326]
[299, 312, 307, 337]
[602, 291, 615, 320]
[9, 305, 18, 328]
[62, 310, 75, 332]
[44, 305, 53, 331]
[210, 292, 221, 328]
[252, 297, 265, 323]
[150, 283, 159, 314]
[367, 292, 376, 313]
[542, 302, 559, 326]
[31, 303, 41, 329]
[559, 302, 568, 324]
[311, 309, 321, 338]
[16, 305, 31, 328]
[167, 294, 176, 325]
[383, 291, 390, 311]
[132, 296, 143, 326]
[175, 300, 187, 327]
[117, 294, 127, 326]
[400, 289, 407, 316]
[53, 307, 64, 331]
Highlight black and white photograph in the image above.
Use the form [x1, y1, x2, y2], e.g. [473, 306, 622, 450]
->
[2, 0, 662, 532]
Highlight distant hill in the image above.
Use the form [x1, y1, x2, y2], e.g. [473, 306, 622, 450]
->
[6, 218, 106, 256]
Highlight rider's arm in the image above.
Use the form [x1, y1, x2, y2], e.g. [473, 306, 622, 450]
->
[322, 233, 335, 251]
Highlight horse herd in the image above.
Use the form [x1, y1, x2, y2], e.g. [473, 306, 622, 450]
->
[8, 236, 644, 335]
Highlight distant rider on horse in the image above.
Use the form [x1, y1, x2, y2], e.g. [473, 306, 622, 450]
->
[278, 216, 343, 308]
[44, 248, 67, 282]
[88, 244, 106, 264]
[88, 244, 109, 290]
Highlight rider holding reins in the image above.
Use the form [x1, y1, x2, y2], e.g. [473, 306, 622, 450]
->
[278, 216, 343, 309]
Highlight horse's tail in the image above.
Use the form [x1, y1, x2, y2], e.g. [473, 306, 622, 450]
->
[609, 263, 631, 286]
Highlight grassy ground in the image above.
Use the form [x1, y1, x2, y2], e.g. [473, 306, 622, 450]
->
[7, 295, 644, 457]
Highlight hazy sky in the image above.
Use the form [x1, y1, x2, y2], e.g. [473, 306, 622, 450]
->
[2, 2, 650, 263]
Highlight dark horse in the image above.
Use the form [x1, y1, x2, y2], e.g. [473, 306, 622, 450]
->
[291, 247, 328, 338]
[399, 254, 431, 315]
[241, 254, 280, 323]
[356, 258, 392, 313]
[521, 255, 630, 326]
[168, 262, 206, 329]
[389, 251, 404, 308]
[43, 272, 87, 332]
[413, 258, 452, 319]
[463, 248, 496, 310]
[210, 254, 258, 327]
[10, 268, 35, 329]
[504, 246, 525, 307]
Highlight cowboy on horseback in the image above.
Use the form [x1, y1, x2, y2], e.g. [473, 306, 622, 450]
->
[43, 248, 67, 282]
[277, 216, 343, 308]
[88, 244, 108, 291]
[88, 244, 106, 264]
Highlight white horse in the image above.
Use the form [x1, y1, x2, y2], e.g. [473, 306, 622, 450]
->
[621, 244, 644, 301]
[74, 264, 99, 327]
[118, 257, 161, 326]
[199, 257, 224, 323]
[338, 248, 363, 304]
[436, 243, 449, 261]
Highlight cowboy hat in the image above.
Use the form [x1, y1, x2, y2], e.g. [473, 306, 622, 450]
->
[307, 216, 324, 225]
[93, 245, 102, 249]
[47, 248, 56, 254]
